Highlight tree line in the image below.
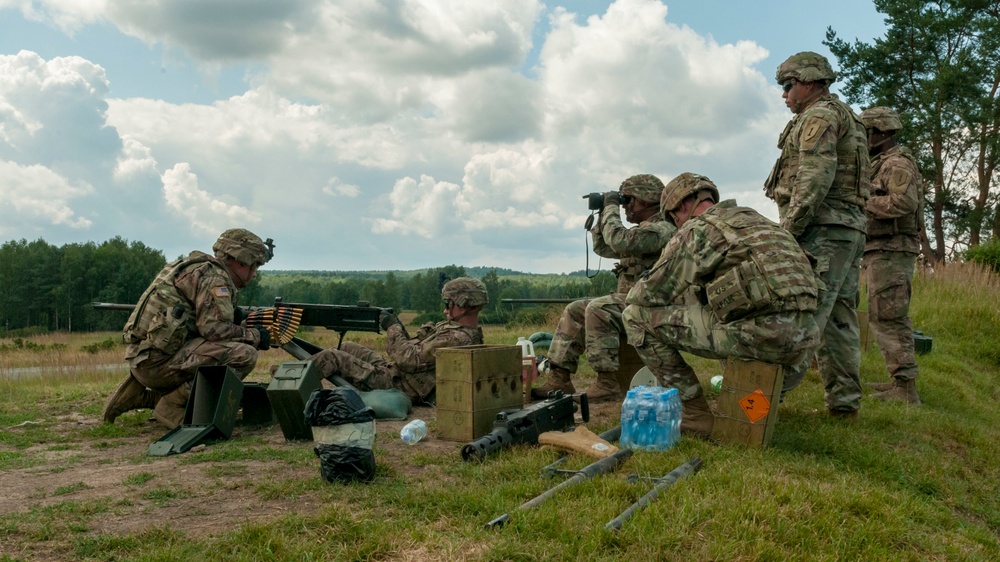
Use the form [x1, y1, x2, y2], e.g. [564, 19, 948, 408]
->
[0, 237, 617, 336]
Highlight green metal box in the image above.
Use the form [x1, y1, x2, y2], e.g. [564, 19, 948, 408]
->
[435, 345, 522, 442]
[147, 365, 244, 456]
[266, 360, 324, 441]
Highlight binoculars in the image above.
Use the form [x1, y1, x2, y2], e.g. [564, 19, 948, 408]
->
[584, 192, 605, 211]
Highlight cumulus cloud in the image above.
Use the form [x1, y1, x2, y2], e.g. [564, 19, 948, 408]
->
[114, 136, 158, 181]
[0, 160, 93, 233]
[161, 163, 261, 234]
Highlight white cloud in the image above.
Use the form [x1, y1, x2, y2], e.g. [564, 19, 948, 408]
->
[0, 160, 93, 233]
[114, 136, 158, 181]
[322, 177, 360, 198]
[161, 163, 261, 234]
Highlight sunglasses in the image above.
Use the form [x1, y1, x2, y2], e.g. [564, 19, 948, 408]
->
[443, 299, 454, 309]
[782, 81, 796, 93]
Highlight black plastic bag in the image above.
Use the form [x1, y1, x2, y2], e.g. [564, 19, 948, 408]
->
[304, 387, 376, 426]
[305, 388, 377, 483]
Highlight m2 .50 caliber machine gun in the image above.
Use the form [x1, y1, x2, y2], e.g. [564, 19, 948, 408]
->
[460, 390, 589, 462]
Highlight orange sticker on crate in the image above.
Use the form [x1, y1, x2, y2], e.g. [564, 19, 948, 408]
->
[738, 389, 771, 424]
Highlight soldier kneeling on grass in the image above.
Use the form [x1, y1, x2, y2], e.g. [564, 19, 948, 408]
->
[104, 229, 273, 428]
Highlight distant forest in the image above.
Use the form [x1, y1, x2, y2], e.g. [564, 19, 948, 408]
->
[0, 237, 618, 335]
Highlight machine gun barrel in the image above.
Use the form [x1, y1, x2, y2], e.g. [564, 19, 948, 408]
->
[604, 457, 703, 531]
[460, 391, 588, 462]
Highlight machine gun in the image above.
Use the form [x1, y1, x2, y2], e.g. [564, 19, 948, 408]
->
[460, 391, 589, 462]
[92, 298, 391, 349]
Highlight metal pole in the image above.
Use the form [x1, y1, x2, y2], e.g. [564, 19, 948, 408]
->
[604, 457, 703, 531]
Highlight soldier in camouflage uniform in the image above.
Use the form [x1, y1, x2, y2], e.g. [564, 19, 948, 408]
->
[309, 277, 486, 404]
[764, 52, 871, 418]
[531, 175, 676, 403]
[104, 229, 274, 428]
[623, 173, 821, 438]
[859, 107, 922, 405]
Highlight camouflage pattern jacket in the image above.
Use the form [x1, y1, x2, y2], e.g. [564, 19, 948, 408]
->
[592, 204, 677, 293]
[765, 93, 870, 237]
[866, 144, 923, 254]
[385, 320, 483, 375]
[626, 200, 818, 320]
[124, 251, 262, 359]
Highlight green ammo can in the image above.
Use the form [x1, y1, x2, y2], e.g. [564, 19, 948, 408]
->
[266, 360, 324, 440]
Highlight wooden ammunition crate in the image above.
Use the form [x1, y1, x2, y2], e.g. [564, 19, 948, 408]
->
[710, 358, 784, 448]
[435, 345, 522, 442]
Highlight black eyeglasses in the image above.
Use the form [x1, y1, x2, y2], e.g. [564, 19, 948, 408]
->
[443, 300, 454, 309]
[782, 81, 796, 93]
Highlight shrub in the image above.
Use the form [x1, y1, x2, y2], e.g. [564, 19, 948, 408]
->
[964, 237, 1000, 273]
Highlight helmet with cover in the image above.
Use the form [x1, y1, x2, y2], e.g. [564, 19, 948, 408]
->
[441, 277, 489, 309]
[660, 172, 720, 214]
[775, 51, 837, 85]
[859, 106, 903, 133]
[213, 228, 272, 267]
[619, 174, 665, 205]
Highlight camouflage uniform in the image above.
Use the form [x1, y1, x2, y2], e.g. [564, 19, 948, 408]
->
[311, 277, 486, 404]
[765, 52, 870, 414]
[541, 175, 676, 399]
[623, 199, 821, 400]
[109, 229, 272, 428]
[861, 107, 923, 398]
[310, 320, 483, 404]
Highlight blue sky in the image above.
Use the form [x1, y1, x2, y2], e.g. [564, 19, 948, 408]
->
[0, 0, 885, 273]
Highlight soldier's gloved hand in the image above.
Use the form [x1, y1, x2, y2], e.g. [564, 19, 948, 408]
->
[603, 191, 621, 206]
[379, 310, 400, 331]
[255, 327, 271, 350]
[233, 307, 245, 325]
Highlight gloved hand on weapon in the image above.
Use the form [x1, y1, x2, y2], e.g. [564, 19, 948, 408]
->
[379, 310, 401, 331]
[233, 306, 245, 326]
[255, 327, 271, 350]
[603, 191, 621, 206]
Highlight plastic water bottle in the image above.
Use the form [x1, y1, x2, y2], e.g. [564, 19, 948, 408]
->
[400, 419, 427, 445]
[620, 389, 638, 448]
[516, 336, 537, 391]
[636, 390, 657, 450]
[665, 388, 682, 446]
[654, 391, 673, 451]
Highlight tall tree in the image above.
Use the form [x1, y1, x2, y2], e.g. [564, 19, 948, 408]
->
[826, 0, 1000, 261]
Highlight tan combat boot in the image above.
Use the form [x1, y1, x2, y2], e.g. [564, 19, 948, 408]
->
[866, 380, 895, 392]
[680, 394, 715, 440]
[872, 378, 920, 405]
[530, 366, 576, 401]
[103, 373, 159, 423]
[153, 383, 191, 429]
[582, 371, 623, 403]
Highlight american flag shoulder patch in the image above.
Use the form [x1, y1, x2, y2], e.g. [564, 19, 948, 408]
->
[213, 286, 231, 298]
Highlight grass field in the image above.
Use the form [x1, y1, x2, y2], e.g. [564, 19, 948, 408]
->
[1, 262, 999, 561]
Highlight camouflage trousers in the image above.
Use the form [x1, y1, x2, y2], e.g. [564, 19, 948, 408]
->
[547, 294, 627, 373]
[128, 338, 258, 427]
[623, 304, 819, 401]
[782, 225, 865, 412]
[129, 338, 258, 391]
[310, 342, 434, 404]
[863, 249, 918, 380]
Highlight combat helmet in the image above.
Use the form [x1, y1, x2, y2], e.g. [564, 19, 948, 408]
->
[775, 51, 837, 84]
[860, 106, 903, 133]
[213, 228, 272, 267]
[660, 172, 720, 214]
[441, 277, 489, 309]
[619, 174, 665, 205]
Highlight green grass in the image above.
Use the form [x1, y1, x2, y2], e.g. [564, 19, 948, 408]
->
[1, 262, 999, 560]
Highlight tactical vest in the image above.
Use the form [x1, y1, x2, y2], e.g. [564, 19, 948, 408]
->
[767, 96, 870, 210]
[867, 147, 923, 238]
[616, 254, 659, 294]
[123, 252, 215, 356]
[698, 205, 818, 322]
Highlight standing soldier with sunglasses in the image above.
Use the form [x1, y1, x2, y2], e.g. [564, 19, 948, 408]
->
[531, 174, 676, 403]
[764, 51, 871, 419]
[307, 277, 486, 404]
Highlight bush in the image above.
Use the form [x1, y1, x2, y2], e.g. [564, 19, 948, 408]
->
[81, 338, 119, 354]
[965, 237, 1000, 273]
